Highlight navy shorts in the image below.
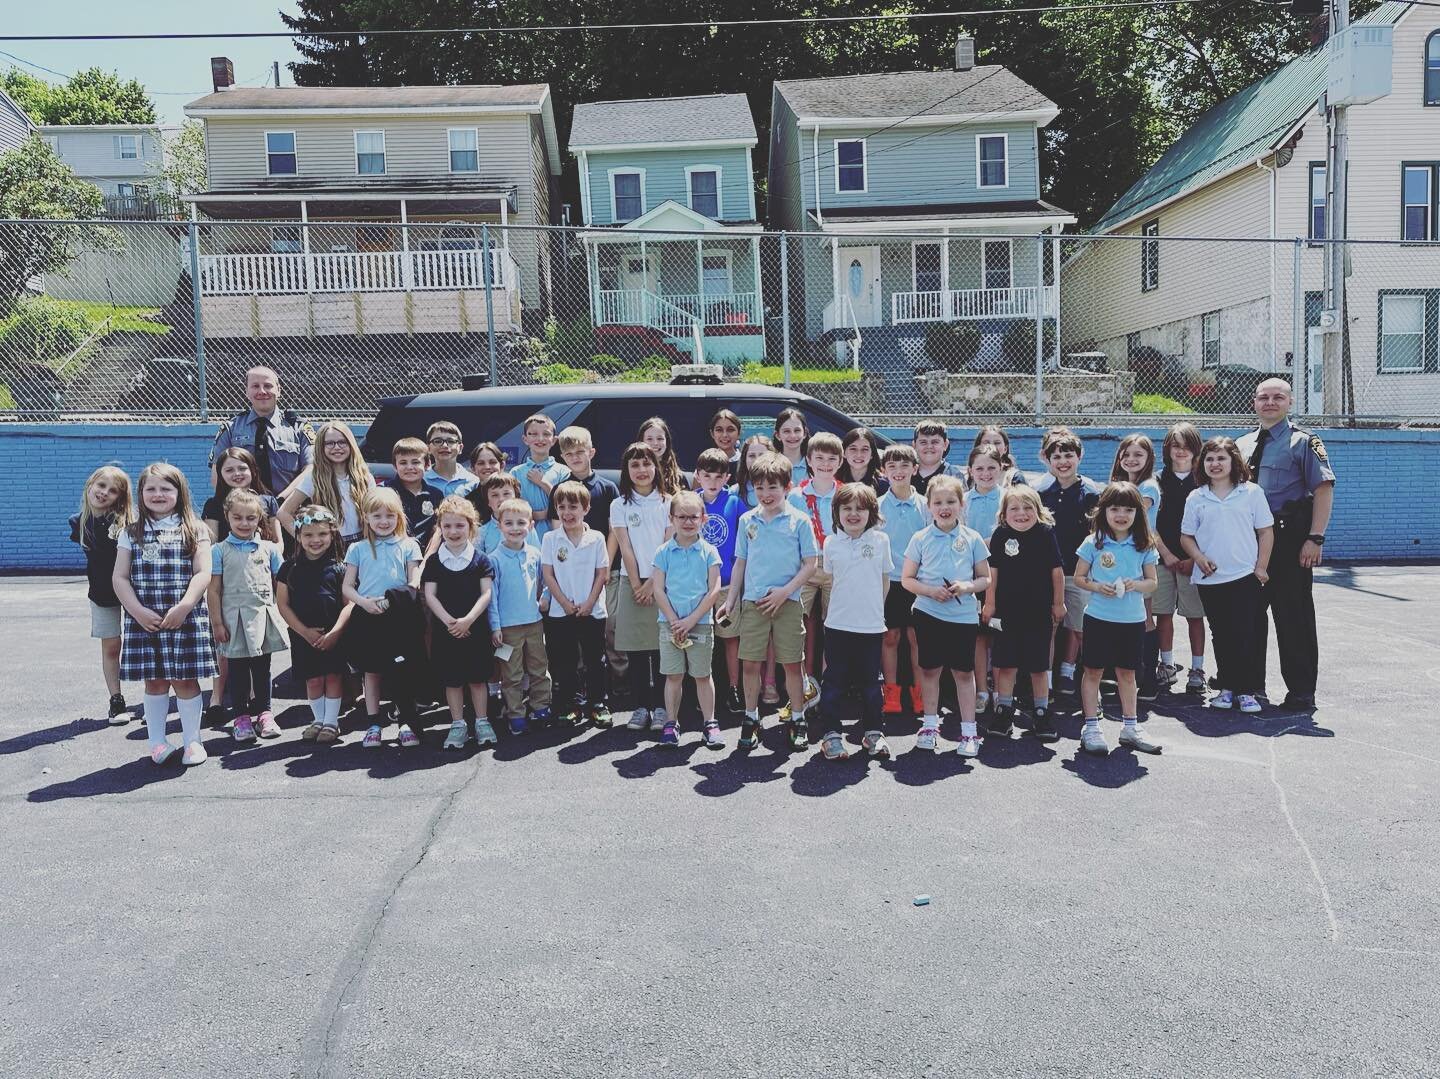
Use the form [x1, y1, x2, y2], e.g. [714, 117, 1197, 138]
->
[991, 620, 1052, 673]
[1080, 614, 1144, 672]
[884, 584, 916, 629]
[912, 609, 978, 672]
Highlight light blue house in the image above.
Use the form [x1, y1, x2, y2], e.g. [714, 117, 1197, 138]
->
[767, 44, 1075, 376]
[569, 93, 765, 366]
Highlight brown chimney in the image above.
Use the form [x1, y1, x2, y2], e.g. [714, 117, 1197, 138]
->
[210, 57, 235, 93]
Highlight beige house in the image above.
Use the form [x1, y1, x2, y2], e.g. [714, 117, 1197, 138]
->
[181, 66, 561, 340]
[1062, 0, 1439, 416]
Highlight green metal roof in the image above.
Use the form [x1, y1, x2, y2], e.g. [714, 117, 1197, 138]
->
[1092, 1, 1411, 234]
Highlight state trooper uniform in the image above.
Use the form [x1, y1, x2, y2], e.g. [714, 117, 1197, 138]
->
[1235, 417, 1336, 702]
[210, 408, 314, 494]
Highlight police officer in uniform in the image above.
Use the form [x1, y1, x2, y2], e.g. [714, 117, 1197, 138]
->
[210, 365, 314, 496]
[1235, 377, 1335, 710]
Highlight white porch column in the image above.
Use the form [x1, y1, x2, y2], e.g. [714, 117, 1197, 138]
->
[640, 239, 648, 326]
[300, 199, 312, 294]
[941, 226, 950, 320]
[831, 237, 840, 323]
[399, 198, 412, 291]
[500, 195, 510, 286]
[696, 236, 704, 324]
[750, 235, 761, 327]
[588, 241, 600, 324]
[1051, 229, 1062, 362]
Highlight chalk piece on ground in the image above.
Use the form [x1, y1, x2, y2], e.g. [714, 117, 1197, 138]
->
[913, 895, 931, 906]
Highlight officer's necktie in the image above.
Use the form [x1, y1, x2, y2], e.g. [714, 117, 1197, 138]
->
[1247, 425, 1270, 477]
[254, 414, 274, 490]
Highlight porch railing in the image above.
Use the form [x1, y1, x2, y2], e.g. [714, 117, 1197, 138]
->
[664, 291, 762, 328]
[196, 248, 514, 296]
[596, 289, 707, 337]
[892, 285, 1059, 324]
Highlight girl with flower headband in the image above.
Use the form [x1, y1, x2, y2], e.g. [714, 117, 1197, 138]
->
[70, 465, 135, 724]
[277, 504, 354, 742]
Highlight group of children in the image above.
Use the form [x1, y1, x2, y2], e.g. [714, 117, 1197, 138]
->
[73, 410, 1277, 768]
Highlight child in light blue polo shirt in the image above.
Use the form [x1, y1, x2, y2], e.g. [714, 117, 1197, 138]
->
[489, 497, 552, 733]
[1074, 481, 1161, 757]
[651, 491, 724, 749]
[510, 414, 569, 539]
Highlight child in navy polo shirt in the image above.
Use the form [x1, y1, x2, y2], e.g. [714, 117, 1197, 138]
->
[553, 426, 619, 534]
[695, 448, 745, 713]
[1036, 428, 1102, 698]
[1074, 481, 1161, 756]
[71, 465, 134, 722]
[384, 437, 445, 553]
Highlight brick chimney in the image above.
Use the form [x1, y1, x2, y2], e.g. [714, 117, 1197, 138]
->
[210, 57, 235, 93]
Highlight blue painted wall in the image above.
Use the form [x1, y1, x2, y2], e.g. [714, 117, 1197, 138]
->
[3, 422, 1434, 571]
[583, 145, 756, 225]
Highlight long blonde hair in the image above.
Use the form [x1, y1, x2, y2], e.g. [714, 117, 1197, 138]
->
[360, 486, 408, 556]
[310, 422, 374, 525]
[78, 465, 134, 549]
[130, 462, 206, 555]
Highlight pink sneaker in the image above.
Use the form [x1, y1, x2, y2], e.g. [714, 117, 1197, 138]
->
[256, 711, 281, 739]
[150, 742, 178, 765]
[232, 715, 257, 742]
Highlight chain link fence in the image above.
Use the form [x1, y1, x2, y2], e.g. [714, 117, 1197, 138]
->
[1, 217, 1436, 425]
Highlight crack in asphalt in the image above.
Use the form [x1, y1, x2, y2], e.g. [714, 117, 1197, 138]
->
[1268, 730, 1340, 944]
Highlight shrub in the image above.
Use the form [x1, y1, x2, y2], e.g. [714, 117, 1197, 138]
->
[997, 319, 1057, 374]
[616, 355, 672, 383]
[923, 321, 981, 372]
[0, 297, 93, 364]
[533, 362, 598, 385]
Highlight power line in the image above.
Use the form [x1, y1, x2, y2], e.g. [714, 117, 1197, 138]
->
[0, 1, 1206, 42]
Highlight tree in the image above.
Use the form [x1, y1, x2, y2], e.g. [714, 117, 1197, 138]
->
[154, 120, 208, 195]
[0, 137, 119, 316]
[0, 66, 156, 126]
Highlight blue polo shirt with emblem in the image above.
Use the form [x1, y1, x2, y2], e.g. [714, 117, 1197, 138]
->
[423, 465, 480, 499]
[511, 456, 570, 539]
[1075, 534, 1158, 624]
[344, 535, 422, 597]
[735, 504, 819, 603]
[652, 537, 722, 624]
[904, 523, 989, 624]
[489, 540, 543, 629]
[878, 489, 928, 576]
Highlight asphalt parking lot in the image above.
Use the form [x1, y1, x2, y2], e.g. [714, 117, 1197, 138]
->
[1, 564, 1436, 1078]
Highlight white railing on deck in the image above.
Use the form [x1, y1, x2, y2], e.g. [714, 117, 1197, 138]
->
[892, 285, 1059, 324]
[664, 291, 762, 328]
[197, 248, 513, 296]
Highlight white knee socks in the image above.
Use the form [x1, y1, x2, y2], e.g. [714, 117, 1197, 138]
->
[143, 692, 171, 749]
[308, 696, 324, 723]
[177, 695, 203, 746]
[324, 697, 342, 726]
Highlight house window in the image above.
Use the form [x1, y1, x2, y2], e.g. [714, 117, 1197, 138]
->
[270, 225, 302, 254]
[913, 242, 943, 292]
[1379, 293, 1428, 373]
[1141, 219, 1160, 291]
[688, 169, 720, 218]
[114, 134, 138, 160]
[977, 134, 1008, 188]
[1427, 31, 1440, 106]
[835, 140, 866, 193]
[448, 128, 478, 173]
[1308, 163, 1327, 239]
[983, 239, 1012, 291]
[611, 171, 643, 221]
[1403, 165, 1434, 240]
[701, 253, 731, 296]
[116, 183, 135, 199]
[355, 131, 385, 175]
[265, 131, 296, 175]
[1202, 311, 1221, 370]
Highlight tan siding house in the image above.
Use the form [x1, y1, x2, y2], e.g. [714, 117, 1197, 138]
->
[1063, 0, 1440, 416]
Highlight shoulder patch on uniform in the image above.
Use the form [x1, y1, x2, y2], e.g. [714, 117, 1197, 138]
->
[1308, 435, 1328, 462]
[298, 421, 316, 440]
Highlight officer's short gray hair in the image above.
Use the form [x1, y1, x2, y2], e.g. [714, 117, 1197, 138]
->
[245, 365, 280, 385]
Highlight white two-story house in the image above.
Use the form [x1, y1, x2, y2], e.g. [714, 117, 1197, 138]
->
[0, 88, 36, 154]
[182, 65, 561, 340]
[767, 42, 1074, 388]
[37, 123, 173, 217]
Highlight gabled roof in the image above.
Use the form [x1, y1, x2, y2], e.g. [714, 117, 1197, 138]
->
[569, 94, 756, 151]
[185, 83, 562, 175]
[0, 88, 37, 136]
[774, 66, 1056, 124]
[1091, 0, 1412, 233]
[580, 199, 760, 238]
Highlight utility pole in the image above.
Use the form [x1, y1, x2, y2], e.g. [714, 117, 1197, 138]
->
[1321, 0, 1349, 417]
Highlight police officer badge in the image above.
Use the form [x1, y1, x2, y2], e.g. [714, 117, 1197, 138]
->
[556, 546, 569, 563]
[1099, 551, 1117, 569]
[421, 500, 434, 517]
[1004, 538, 1019, 557]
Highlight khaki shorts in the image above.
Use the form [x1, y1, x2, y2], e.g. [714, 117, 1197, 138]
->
[1153, 563, 1204, 617]
[1063, 577, 1089, 632]
[90, 601, 122, 639]
[738, 599, 805, 665]
[799, 569, 833, 619]
[659, 624, 714, 677]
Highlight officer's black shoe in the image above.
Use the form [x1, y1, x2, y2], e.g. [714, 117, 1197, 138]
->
[1281, 692, 1317, 711]
[987, 704, 1014, 738]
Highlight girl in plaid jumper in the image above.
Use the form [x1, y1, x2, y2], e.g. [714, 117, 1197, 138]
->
[112, 463, 217, 767]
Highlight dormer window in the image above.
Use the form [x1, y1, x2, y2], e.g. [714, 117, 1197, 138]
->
[977, 134, 1008, 188]
[835, 140, 866, 193]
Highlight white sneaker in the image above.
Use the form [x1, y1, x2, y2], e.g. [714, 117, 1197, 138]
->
[627, 708, 650, 731]
[182, 741, 208, 766]
[915, 727, 939, 752]
[1210, 690, 1234, 710]
[650, 707, 668, 731]
[1080, 724, 1109, 755]
[1238, 694, 1262, 714]
[1119, 725, 1163, 754]
[956, 734, 980, 758]
[975, 691, 991, 714]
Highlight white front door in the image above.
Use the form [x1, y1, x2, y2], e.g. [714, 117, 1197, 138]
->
[841, 245, 882, 327]
[621, 252, 658, 293]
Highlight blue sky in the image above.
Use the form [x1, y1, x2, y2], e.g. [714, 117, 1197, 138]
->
[1, 0, 304, 125]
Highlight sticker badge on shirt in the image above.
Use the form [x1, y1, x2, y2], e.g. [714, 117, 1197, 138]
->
[1004, 538, 1020, 557]
[628, 512, 641, 528]
[556, 546, 569, 562]
[861, 543, 875, 560]
[141, 542, 161, 563]
[1099, 551, 1117, 569]
[951, 535, 965, 553]
[159, 529, 183, 546]
[107, 522, 122, 541]
[421, 500, 434, 517]
[746, 522, 759, 541]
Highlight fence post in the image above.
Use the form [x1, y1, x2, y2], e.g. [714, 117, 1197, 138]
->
[1034, 233, 1044, 422]
[187, 214, 208, 421]
[780, 231, 791, 388]
[1292, 237, 1305, 415]
[482, 223, 498, 386]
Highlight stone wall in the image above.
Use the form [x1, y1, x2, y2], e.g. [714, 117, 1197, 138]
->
[911, 369, 1136, 415]
[792, 377, 886, 416]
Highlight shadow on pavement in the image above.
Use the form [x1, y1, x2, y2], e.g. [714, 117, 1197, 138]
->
[691, 743, 789, 797]
[1, 717, 113, 756]
[788, 748, 872, 797]
[1060, 748, 1150, 788]
[28, 753, 189, 801]
[613, 741, 702, 779]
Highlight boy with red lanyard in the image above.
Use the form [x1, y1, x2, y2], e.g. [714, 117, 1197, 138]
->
[787, 431, 843, 717]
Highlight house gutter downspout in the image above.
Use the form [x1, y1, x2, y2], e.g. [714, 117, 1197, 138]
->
[812, 125, 823, 226]
[1256, 154, 1278, 368]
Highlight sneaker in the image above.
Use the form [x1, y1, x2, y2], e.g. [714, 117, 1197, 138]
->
[256, 711, 281, 739]
[703, 723, 724, 750]
[975, 691, 991, 715]
[882, 684, 902, 716]
[787, 720, 808, 752]
[363, 724, 383, 748]
[1137, 675, 1159, 703]
[650, 707, 668, 732]
[987, 704, 1014, 738]
[1281, 691, 1317, 711]
[398, 724, 420, 748]
[862, 730, 891, 758]
[956, 734, 980, 758]
[761, 684, 780, 706]
[232, 715, 257, 743]
[107, 694, 129, 724]
[723, 686, 744, 715]
[908, 685, 925, 714]
[182, 741, 208, 766]
[1186, 668, 1207, 694]
[443, 720, 469, 750]
[915, 726, 939, 752]
[1119, 725, 1163, 754]
[738, 717, 760, 750]
[474, 718, 498, 746]
[530, 707, 553, 728]
[1238, 694, 1262, 714]
[203, 703, 228, 728]
[659, 723, 680, 747]
[508, 714, 528, 736]
[589, 704, 613, 728]
[1209, 690, 1234, 710]
[1056, 673, 1077, 698]
[627, 708, 650, 731]
[1029, 707, 1059, 742]
[1080, 724, 1109, 755]
[150, 742, 178, 765]
[821, 731, 848, 760]
[1157, 663, 1178, 689]
[803, 675, 820, 706]
[558, 709, 583, 727]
